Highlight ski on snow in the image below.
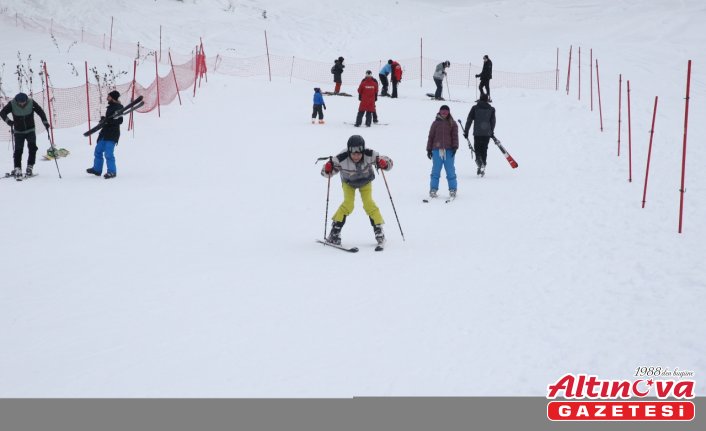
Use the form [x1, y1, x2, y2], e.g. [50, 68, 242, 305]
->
[3, 173, 38, 181]
[343, 122, 389, 127]
[83, 95, 145, 137]
[491, 136, 518, 169]
[423, 195, 455, 204]
[316, 240, 359, 253]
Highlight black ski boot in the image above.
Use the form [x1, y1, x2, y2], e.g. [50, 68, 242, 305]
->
[371, 218, 385, 246]
[327, 219, 345, 245]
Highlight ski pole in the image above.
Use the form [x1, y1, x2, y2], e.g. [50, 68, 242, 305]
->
[46, 127, 62, 178]
[10, 125, 15, 152]
[475, 76, 478, 100]
[376, 157, 405, 241]
[457, 119, 475, 160]
[316, 156, 333, 239]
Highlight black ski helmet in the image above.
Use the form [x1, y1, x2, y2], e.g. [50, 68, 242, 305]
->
[347, 135, 365, 154]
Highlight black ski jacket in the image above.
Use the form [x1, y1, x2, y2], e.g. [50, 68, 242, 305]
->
[465, 101, 496, 137]
[97, 101, 123, 142]
[480, 59, 493, 80]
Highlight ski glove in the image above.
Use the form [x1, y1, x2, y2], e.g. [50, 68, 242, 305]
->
[427, 150, 432, 160]
[324, 161, 333, 174]
[377, 159, 388, 170]
[475, 74, 480, 78]
[463, 132, 469, 139]
[323, 105, 327, 110]
[5, 119, 13, 127]
[43, 121, 50, 129]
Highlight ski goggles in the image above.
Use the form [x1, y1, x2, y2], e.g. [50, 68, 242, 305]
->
[349, 146, 364, 154]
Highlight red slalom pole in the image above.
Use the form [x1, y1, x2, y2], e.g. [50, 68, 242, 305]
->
[627, 80, 633, 182]
[85, 61, 92, 145]
[641, 96, 658, 209]
[590, 49, 593, 111]
[578, 47, 581, 100]
[618, 74, 622, 156]
[678, 60, 692, 234]
[596, 59, 603, 132]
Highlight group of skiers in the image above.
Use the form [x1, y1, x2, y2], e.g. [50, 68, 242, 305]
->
[318, 55, 497, 249]
[1, 90, 124, 180]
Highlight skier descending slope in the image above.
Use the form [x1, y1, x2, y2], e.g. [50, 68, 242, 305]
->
[321, 135, 393, 250]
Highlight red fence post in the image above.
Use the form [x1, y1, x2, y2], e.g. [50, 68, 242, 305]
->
[566, 45, 572, 95]
[128, 60, 137, 131]
[169, 50, 182, 106]
[596, 59, 603, 131]
[678, 60, 692, 233]
[642, 96, 658, 208]
[264, 30, 272, 82]
[159, 25, 162, 63]
[618, 74, 622, 156]
[155, 53, 161, 118]
[627, 80, 632, 182]
[42, 62, 56, 145]
[199, 38, 208, 83]
[85, 61, 92, 145]
[420, 37, 423, 88]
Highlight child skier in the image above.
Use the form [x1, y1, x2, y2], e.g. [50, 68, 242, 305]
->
[321, 135, 393, 247]
[312, 88, 326, 124]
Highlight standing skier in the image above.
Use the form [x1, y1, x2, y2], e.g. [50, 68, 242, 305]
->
[432, 60, 450, 100]
[86, 90, 123, 179]
[311, 87, 326, 124]
[331, 56, 345, 94]
[390, 60, 403, 98]
[463, 93, 496, 177]
[426, 105, 459, 198]
[355, 71, 379, 127]
[475, 55, 493, 102]
[321, 135, 393, 247]
[378, 59, 392, 97]
[0, 92, 50, 178]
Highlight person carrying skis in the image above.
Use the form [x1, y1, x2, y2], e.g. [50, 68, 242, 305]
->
[390, 60, 403, 98]
[426, 104, 459, 198]
[355, 71, 379, 127]
[0, 92, 50, 178]
[86, 90, 123, 179]
[475, 55, 493, 102]
[378, 59, 392, 97]
[331, 56, 345, 94]
[463, 93, 496, 177]
[432, 60, 450, 100]
[321, 135, 393, 247]
[312, 87, 326, 124]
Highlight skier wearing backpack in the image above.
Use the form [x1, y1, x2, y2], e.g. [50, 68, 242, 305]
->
[463, 93, 496, 177]
[390, 60, 403, 98]
[321, 135, 393, 247]
[331, 57, 345, 94]
[426, 104, 459, 198]
[0, 92, 50, 178]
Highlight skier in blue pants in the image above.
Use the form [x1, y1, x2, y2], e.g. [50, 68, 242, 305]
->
[426, 105, 459, 198]
[87, 90, 123, 179]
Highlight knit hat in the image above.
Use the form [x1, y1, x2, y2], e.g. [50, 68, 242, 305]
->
[479, 93, 488, 102]
[439, 105, 450, 112]
[108, 90, 120, 100]
[314, 87, 321, 92]
[14, 92, 28, 103]
[365, 70, 372, 76]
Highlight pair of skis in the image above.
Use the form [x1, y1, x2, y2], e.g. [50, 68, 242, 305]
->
[83, 95, 145, 137]
[457, 119, 518, 169]
[423, 195, 455, 204]
[3, 172, 38, 182]
[316, 239, 384, 253]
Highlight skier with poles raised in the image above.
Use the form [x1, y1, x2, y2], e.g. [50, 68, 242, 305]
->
[320, 135, 393, 251]
[1, 92, 50, 179]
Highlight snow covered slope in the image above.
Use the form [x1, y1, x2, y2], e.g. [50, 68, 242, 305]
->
[0, 0, 704, 397]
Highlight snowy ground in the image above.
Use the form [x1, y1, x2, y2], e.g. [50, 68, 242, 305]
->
[0, 0, 704, 397]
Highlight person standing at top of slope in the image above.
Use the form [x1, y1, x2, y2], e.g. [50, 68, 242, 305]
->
[86, 90, 123, 179]
[432, 60, 450, 100]
[378, 59, 393, 97]
[331, 56, 345, 94]
[426, 104, 459, 198]
[355, 71, 379, 127]
[476, 55, 493, 102]
[463, 93, 496, 177]
[321, 135, 393, 248]
[0, 92, 50, 178]
[390, 60, 403, 98]
[311, 87, 326, 124]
